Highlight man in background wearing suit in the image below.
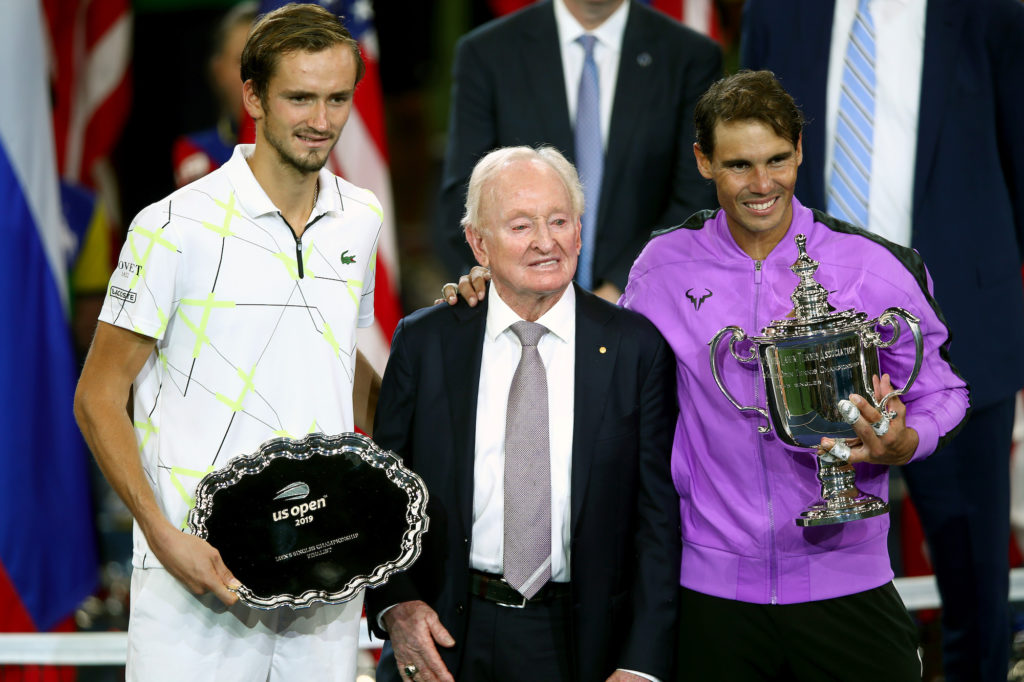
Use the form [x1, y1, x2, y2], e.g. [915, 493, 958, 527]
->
[741, 1, 1024, 678]
[366, 146, 679, 682]
[434, 0, 721, 302]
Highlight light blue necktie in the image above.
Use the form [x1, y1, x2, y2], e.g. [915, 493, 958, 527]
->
[828, 0, 875, 229]
[575, 34, 602, 291]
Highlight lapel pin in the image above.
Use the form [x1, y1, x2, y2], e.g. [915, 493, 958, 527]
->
[637, 52, 652, 67]
[599, 346, 607, 354]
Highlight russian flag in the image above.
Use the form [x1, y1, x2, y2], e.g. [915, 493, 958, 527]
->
[0, 1, 98, 636]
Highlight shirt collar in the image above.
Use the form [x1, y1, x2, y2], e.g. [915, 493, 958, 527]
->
[224, 144, 343, 220]
[553, 0, 629, 54]
[485, 281, 576, 344]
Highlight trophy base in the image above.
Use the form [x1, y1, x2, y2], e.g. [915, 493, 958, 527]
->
[796, 494, 889, 526]
[795, 459, 889, 527]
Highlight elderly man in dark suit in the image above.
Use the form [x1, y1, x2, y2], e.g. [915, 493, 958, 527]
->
[742, 2, 1024, 678]
[366, 146, 679, 682]
[435, 0, 721, 302]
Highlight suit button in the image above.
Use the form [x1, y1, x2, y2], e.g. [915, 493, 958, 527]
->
[456, 602, 465, 614]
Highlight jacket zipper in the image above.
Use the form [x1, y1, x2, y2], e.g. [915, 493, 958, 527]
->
[752, 259, 778, 604]
[281, 212, 326, 279]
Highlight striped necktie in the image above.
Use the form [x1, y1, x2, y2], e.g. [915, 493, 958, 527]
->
[828, 0, 876, 229]
[574, 34, 602, 290]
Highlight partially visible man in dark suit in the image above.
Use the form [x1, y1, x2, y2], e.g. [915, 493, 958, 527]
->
[742, 2, 1024, 678]
[435, 0, 721, 302]
[366, 146, 679, 682]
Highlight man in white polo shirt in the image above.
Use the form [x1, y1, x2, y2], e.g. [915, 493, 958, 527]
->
[74, 5, 382, 680]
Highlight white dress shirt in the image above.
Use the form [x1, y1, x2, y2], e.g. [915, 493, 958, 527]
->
[470, 283, 576, 581]
[826, 0, 925, 247]
[554, 0, 630, 150]
[472, 283, 659, 682]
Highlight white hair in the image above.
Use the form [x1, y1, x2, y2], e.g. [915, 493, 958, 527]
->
[461, 146, 584, 235]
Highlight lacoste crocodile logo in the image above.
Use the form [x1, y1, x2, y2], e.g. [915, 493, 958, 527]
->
[685, 287, 713, 311]
[340, 250, 357, 265]
[274, 482, 310, 502]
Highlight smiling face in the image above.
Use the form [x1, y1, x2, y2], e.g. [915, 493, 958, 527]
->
[695, 119, 803, 259]
[465, 158, 582, 321]
[243, 44, 356, 176]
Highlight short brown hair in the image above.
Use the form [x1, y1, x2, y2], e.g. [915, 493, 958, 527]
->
[241, 2, 365, 103]
[695, 70, 804, 158]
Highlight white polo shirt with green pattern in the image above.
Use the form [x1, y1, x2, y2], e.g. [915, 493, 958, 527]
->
[100, 144, 382, 570]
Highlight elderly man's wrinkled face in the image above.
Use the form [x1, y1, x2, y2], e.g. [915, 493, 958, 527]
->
[466, 159, 581, 318]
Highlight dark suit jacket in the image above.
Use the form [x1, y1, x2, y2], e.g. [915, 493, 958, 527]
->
[741, 0, 1024, 408]
[366, 285, 680, 682]
[435, 0, 722, 288]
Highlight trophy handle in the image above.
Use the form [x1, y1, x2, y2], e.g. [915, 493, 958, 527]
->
[709, 326, 772, 433]
[872, 307, 923, 408]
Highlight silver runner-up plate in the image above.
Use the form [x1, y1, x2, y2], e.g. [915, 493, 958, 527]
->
[186, 432, 428, 609]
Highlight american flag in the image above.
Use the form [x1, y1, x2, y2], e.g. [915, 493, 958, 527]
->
[647, 0, 721, 41]
[259, 0, 402, 374]
[42, 0, 132, 189]
[42, 0, 130, 309]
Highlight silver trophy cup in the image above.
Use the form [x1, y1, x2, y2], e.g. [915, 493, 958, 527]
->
[709, 234, 923, 526]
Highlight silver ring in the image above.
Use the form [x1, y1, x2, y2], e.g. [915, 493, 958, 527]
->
[403, 664, 419, 678]
[826, 441, 851, 463]
[837, 399, 860, 425]
[871, 410, 894, 437]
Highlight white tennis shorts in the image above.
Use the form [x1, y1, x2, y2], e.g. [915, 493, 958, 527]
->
[126, 568, 363, 681]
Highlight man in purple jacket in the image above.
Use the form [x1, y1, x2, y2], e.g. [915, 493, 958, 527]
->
[619, 70, 969, 680]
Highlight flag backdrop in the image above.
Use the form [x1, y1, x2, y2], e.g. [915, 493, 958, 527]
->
[42, 0, 132, 303]
[254, 0, 403, 373]
[647, 0, 721, 41]
[0, 0, 98, 635]
[43, 0, 132, 188]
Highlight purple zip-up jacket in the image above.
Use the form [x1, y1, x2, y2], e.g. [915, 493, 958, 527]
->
[621, 199, 969, 604]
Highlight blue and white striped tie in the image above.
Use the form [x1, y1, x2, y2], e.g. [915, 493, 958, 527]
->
[575, 34, 602, 291]
[828, 0, 875, 229]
